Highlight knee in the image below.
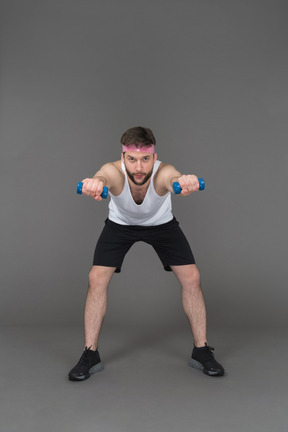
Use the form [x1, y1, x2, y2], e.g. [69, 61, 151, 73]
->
[88, 266, 110, 290]
[190, 267, 201, 288]
[183, 266, 201, 292]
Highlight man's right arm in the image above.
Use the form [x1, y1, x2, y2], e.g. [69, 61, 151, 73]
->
[81, 162, 122, 201]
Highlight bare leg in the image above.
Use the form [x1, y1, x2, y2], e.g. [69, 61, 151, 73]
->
[84, 265, 116, 350]
[171, 264, 207, 347]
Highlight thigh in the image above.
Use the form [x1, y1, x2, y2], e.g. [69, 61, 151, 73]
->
[144, 219, 196, 271]
[93, 219, 137, 273]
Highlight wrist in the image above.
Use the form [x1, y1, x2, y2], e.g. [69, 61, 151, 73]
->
[92, 175, 107, 186]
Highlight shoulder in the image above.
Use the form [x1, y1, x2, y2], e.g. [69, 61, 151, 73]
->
[98, 161, 123, 178]
[156, 162, 176, 175]
[155, 162, 181, 181]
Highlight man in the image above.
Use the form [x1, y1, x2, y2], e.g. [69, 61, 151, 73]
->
[68, 126, 224, 381]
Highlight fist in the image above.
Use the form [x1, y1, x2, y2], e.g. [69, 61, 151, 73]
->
[81, 178, 105, 201]
[177, 175, 199, 196]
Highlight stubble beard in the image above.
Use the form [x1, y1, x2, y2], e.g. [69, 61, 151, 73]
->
[125, 166, 153, 186]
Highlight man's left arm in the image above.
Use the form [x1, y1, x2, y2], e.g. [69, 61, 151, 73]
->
[157, 164, 200, 196]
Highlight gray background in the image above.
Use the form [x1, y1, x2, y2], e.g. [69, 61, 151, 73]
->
[1, 1, 288, 431]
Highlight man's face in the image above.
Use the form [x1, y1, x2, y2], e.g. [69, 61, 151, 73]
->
[122, 151, 157, 186]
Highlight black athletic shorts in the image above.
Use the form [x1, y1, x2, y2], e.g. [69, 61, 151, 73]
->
[93, 217, 195, 273]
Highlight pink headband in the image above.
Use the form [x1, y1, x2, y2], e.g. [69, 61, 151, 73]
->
[122, 144, 155, 154]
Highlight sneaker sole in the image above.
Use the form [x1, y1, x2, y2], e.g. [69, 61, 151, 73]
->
[189, 358, 223, 376]
[69, 362, 104, 381]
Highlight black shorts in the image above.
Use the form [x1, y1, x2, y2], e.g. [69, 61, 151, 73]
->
[93, 217, 195, 273]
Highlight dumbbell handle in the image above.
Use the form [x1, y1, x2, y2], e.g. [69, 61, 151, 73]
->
[173, 178, 205, 194]
[76, 182, 109, 199]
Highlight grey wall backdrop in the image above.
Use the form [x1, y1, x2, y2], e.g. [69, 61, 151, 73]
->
[1, 0, 287, 331]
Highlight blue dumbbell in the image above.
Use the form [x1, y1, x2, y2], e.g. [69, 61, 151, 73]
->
[173, 178, 205, 194]
[76, 182, 109, 199]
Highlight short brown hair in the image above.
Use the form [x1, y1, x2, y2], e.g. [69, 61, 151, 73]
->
[120, 127, 156, 148]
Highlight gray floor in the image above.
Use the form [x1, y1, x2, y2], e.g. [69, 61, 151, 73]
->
[1, 324, 287, 432]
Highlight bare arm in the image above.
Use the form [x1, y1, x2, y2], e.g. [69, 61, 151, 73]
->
[81, 162, 123, 201]
[156, 163, 200, 196]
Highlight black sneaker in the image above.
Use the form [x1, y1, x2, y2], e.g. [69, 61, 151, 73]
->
[68, 346, 104, 381]
[189, 343, 225, 376]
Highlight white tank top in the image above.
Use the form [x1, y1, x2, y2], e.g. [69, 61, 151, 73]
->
[108, 160, 173, 226]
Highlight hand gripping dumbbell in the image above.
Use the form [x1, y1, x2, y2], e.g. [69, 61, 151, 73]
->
[172, 178, 205, 194]
[76, 182, 109, 199]
[77, 178, 205, 198]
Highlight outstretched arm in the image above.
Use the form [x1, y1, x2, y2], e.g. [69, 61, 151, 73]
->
[81, 162, 122, 201]
[156, 164, 201, 196]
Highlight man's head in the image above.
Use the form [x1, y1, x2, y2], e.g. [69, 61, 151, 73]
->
[120, 126, 156, 153]
[121, 127, 157, 186]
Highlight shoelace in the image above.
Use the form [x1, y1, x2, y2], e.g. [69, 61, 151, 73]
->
[78, 346, 93, 365]
[204, 344, 215, 359]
